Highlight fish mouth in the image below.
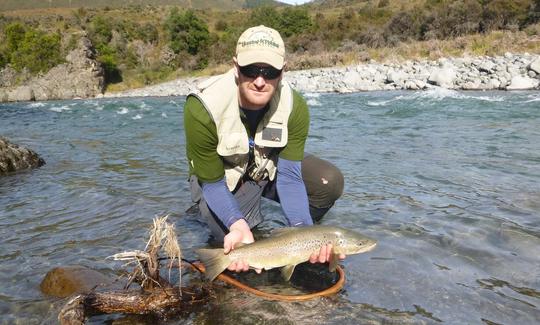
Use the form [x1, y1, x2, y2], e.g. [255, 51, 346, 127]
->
[357, 241, 377, 253]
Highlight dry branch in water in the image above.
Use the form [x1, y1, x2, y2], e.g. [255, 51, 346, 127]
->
[59, 215, 208, 325]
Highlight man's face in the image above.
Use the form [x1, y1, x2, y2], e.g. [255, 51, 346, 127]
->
[234, 58, 283, 110]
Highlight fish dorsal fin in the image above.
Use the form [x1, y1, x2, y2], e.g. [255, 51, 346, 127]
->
[329, 253, 340, 272]
[281, 264, 297, 281]
[271, 227, 297, 236]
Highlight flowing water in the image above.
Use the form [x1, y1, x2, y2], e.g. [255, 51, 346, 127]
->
[1, 89, 539, 324]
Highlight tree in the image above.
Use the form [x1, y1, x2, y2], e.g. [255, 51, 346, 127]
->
[280, 7, 312, 37]
[248, 6, 281, 31]
[89, 16, 113, 48]
[10, 29, 63, 73]
[165, 8, 209, 55]
[4, 23, 26, 53]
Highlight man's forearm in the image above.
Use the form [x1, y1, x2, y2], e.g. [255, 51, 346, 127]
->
[276, 158, 313, 226]
[201, 178, 243, 228]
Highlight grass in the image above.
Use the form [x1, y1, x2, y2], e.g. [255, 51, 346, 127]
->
[285, 28, 540, 71]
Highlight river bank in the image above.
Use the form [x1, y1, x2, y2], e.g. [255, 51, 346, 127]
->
[102, 52, 540, 98]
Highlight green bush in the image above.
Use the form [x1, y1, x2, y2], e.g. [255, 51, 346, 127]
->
[4, 23, 26, 53]
[136, 23, 159, 44]
[248, 6, 281, 30]
[481, 0, 530, 31]
[0, 51, 6, 69]
[248, 6, 312, 37]
[527, 0, 540, 24]
[280, 7, 312, 37]
[384, 11, 424, 43]
[7, 27, 63, 73]
[89, 15, 113, 47]
[165, 8, 210, 55]
[96, 44, 122, 84]
[215, 20, 228, 32]
[422, 0, 483, 39]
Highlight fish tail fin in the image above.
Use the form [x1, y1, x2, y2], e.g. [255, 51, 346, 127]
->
[196, 248, 230, 281]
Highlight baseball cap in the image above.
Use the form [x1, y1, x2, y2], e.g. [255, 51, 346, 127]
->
[236, 25, 285, 70]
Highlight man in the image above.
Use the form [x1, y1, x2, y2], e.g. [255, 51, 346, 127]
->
[184, 25, 344, 273]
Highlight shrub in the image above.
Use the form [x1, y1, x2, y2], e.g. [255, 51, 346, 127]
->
[248, 6, 281, 30]
[0, 51, 6, 69]
[10, 29, 63, 73]
[89, 15, 113, 47]
[135, 23, 159, 44]
[527, 0, 540, 24]
[96, 44, 122, 84]
[215, 20, 228, 31]
[481, 0, 530, 31]
[165, 8, 210, 55]
[4, 23, 26, 52]
[248, 6, 312, 37]
[422, 0, 482, 39]
[279, 7, 312, 37]
[384, 11, 424, 43]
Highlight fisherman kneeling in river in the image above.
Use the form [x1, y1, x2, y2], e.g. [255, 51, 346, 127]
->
[184, 25, 345, 273]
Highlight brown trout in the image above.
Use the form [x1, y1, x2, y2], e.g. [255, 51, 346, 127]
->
[196, 225, 377, 281]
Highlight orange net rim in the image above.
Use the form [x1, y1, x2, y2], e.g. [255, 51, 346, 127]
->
[191, 261, 345, 301]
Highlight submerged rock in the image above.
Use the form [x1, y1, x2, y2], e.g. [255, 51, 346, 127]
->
[40, 265, 115, 298]
[0, 137, 45, 175]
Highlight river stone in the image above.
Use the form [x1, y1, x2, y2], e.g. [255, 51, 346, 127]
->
[386, 70, 407, 84]
[0, 137, 45, 175]
[506, 75, 540, 90]
[478, 61, 496, 74]
[40, 265, 114, 298]
[529, 57, 540, 74]
[428, 67, 457, 88]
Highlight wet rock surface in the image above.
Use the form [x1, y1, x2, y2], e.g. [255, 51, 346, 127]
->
[0, 36, 104, 102]
[0, 137, 45, 175]
[40, 265, 115, 298]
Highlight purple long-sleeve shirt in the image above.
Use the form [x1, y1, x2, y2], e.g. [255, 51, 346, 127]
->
[201, 157, 312, 228]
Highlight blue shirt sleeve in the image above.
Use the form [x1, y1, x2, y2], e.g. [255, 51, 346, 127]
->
[201, 178, 243, 229]
[276, 157, 313, 226]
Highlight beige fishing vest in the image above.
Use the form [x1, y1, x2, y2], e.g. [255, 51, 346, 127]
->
[189, 69, 293, 191]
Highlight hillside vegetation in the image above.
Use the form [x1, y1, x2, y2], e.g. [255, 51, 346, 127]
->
[0, 0, 282, 12]
[0, 0, 539, 91]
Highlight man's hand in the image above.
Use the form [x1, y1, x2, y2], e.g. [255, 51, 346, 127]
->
[224, 219, 261, 273]
[309, 243, 346, 264]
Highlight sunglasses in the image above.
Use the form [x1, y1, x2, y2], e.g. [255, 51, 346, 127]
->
[239, 65, 282, 80]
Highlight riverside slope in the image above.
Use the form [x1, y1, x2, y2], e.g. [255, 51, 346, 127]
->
[104, 53, 540, 98]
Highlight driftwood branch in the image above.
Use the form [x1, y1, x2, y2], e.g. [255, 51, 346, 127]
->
[58, 216, 208, 324]
[59, 286, 209, 325]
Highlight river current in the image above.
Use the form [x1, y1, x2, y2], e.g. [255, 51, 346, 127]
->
[1, 89, 539, 324]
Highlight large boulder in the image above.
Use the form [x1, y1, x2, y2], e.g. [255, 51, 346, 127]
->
[428, 66, 457, 88]
[0, 137, 45, 175]
[0, 36, 104, 102]
[505, 75, 540, 90]
[529, 57, 540, 75]
[40, 265, 115, 298]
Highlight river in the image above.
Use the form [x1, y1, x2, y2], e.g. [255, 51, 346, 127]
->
[1, 89, 539, 324]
